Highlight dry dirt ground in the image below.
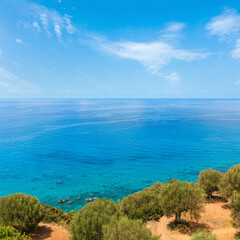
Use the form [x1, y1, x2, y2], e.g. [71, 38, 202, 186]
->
[31, 223, 70, 240]
[147, 201, 239, 240]
[31, 201, 238, 240]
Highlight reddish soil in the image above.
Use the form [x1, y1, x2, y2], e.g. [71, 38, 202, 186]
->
[32, 223, 70, 240]
[147, 201, 239, 240]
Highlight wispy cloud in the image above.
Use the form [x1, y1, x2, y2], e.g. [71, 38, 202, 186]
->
[165, 22, 186, 32]
[88, 34, 209, 83]
[0, 66, 40, 94]
[22, 3, 75, 38]
[231, 39, 240, 60]
[206, 9, 240, 39]
[16, 39, 24, 45]
[235, 79, 240, 85]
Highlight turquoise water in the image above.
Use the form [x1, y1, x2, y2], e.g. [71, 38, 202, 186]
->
[0, 99, 240, 211]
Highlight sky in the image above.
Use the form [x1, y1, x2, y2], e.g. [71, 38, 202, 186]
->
[0, 0, 240, 98]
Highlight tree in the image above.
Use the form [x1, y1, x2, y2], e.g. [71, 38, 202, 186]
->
[121, 182, 164, 222]
[0, 225, 32, 240]
[160, 181, 205, 223]
[103, 216, 160, 240]
[198, 169, 223, 198]
[70, 198, 121, 240]
[230, 191, 240, 228]
[191, 230, 216, 240]
[0, 193, 43, 233]
[219, 164, 240, 198]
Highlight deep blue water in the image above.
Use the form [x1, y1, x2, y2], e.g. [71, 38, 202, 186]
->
[0, 99, 240, 211]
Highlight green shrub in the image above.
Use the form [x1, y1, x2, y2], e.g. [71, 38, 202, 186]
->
[160, 181, 206, 222]
[219, 164, 240, 198]
[191, 230, 216, 240]
[0, 225, 32, 240]
[0, 193, 43, 233]
[70, 198, 121, 240]
[230, 191, 240, 228]
[198, 168, 223, 198]
[121, 182, 164, 222]
[103, 216, 160, 240]
[42, 204, 76, 226]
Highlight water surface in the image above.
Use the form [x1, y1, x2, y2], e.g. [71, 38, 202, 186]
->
[0, 99, 239, 211]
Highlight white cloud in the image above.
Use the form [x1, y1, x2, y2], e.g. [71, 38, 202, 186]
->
[231, 39, 240, 60]
[165, 22, 186, 32]
[16, 39, 24, 44]
[235, 80, 240, 85]
[23, 3, 75, 38]
[0, 66, 39, 94]
[89, 35, 209, 82]
[165, 72, 180, 85]
[206, 9, 240, 39]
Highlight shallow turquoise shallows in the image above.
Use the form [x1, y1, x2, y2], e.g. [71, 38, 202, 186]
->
[0, 99, 239, 211]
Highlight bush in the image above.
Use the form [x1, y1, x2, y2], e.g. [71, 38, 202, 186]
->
[219, 164, 240, 198]
[121, 182, 164, 222]
[70, 198, 121, 240]
[198, 168, 223, 198]
[160, 181, 205, 222]
[0, 193, 43, 233]
[0, 225, 32, 240]
[230, 191, 240, 228]
[103, 216, 160, 240]
[191, 230, 216, 240]
[42, 204, 76, 226]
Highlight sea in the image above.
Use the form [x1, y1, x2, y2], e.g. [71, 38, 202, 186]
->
[0, 99, 239, 211]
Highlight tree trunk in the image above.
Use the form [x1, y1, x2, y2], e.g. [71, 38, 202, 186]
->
[175, 212, 181, 223]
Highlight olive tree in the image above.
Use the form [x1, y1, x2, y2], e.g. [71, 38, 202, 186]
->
[0, 193, 43, 233]
[219, 164, 240, 198]
[103, 217, 160, 240]
[160, 181, 206, 223]
[230, 191, 240, 228]
[198, 169, 223, 198]
[70, 198, 121, 240]
[121, 182, 164, 222]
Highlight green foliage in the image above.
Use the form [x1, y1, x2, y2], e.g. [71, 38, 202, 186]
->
[42, 204, 76, 226]
[198, 168, 223, 198]
[219, 164, 240, 198]
[102, 216, 160, 240]
[121, 182, 164, 222]
[191, 230, 216, 240]
[160, 181, 206, 222]
[0, 193, 43, 233]
[0, 225, 32, 240]
[230, 191, 240, 228]
[70, 198, 121, 240]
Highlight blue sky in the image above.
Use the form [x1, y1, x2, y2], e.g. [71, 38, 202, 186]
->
[0, 0, 240, 98]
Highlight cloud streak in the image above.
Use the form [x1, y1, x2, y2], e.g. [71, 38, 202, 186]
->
[0, 66, 40, 94]
[89, 35, 209, 83]
[206, 9, 240, 39]
[23, 3, 75, 38]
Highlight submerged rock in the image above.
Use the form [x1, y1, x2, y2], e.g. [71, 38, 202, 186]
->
[85, 198, 93, 202]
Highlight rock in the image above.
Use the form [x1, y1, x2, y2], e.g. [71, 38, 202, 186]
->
[58, 199, 65, 203]
[85, 198, 93, 202]
[67, 201, 73, 204]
